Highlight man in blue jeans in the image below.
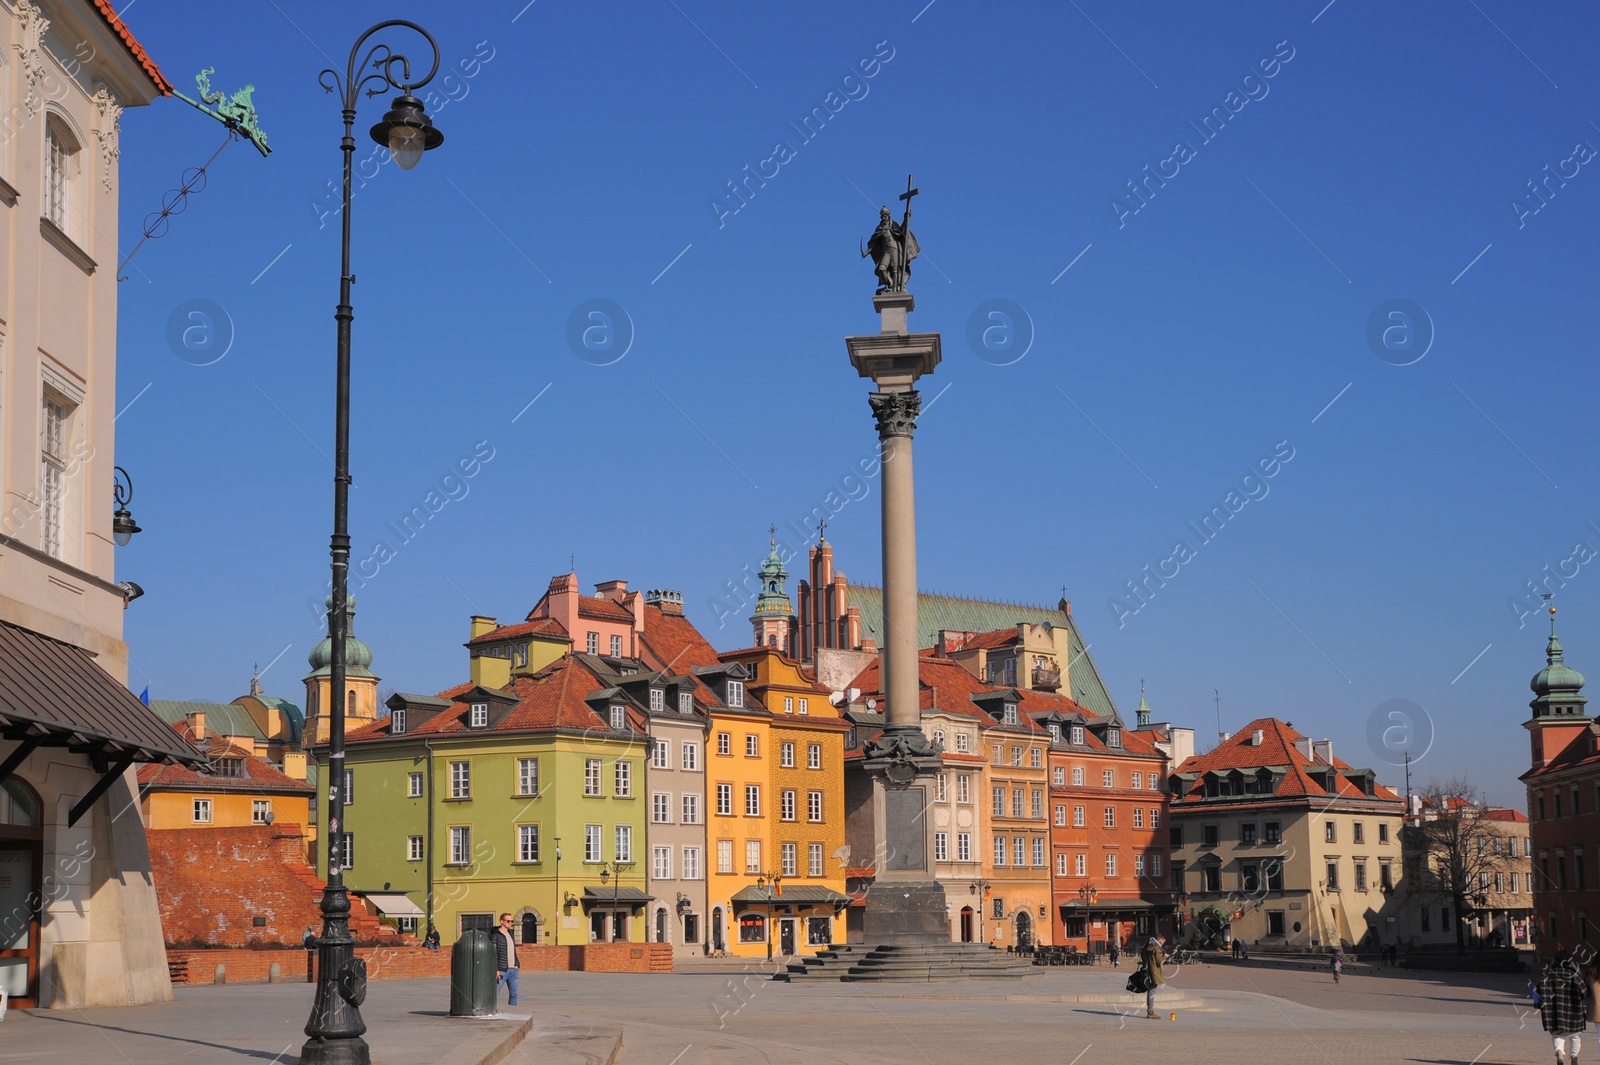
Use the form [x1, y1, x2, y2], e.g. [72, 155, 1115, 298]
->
[493, 913, 520, 1008]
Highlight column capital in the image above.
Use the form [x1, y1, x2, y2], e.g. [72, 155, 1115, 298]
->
[869, 390, 921, 440]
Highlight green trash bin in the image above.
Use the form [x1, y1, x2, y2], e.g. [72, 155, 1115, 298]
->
[449, 929, 498, 1016]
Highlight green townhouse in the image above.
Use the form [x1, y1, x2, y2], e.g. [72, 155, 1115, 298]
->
[313, 652, 652, 946]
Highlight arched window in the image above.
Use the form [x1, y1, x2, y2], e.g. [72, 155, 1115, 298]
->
[0, 778, 41, 828]
[520, 911, 540, 945]
[44, 115, 81, 238]
[347, 690, 356, 713]
[308, 686, 320, 715]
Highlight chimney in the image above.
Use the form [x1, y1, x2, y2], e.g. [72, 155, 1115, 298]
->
[1218, 731, 1230, 744]
[1294, 736, 1314, 760]
[186, 711, 206, 740]
[1252, 728, 1264, 746]
[595, 579, 629, 604]
[1312, 739, 1333, 764]
[645, 589, 684, 616]
[544, 572, 579, 638]
[470, 615, 498, 640]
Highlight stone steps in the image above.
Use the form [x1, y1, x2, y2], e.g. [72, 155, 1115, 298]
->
[775, 942, 1038, 982]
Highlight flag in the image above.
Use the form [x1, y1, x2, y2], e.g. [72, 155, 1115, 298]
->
[139, 686, 150, 706]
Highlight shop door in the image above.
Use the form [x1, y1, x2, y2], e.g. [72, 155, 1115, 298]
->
[0, 844, 40, 1008]
[779, 919, 796, 955]
[960, 907, 974, 943]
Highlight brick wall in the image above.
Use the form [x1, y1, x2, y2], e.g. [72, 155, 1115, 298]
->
[148, 825, 408, 947]
[167, 942, 674, 984]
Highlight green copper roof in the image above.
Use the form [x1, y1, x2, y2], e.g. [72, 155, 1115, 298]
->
[845, 586, 1120, 720]
[307, 596, 376, 679]
[750, 539, 795, 619]
[148, 700, 268, 741]
[1531, 607, 1587, 718]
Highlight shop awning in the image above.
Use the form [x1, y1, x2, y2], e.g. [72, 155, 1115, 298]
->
[581, 886, 654, 902]
[0, 620, 207, 824]
[353, 891, 424, 918]
[1060, 898, 1168, 913]
[730, 886, 852, 905]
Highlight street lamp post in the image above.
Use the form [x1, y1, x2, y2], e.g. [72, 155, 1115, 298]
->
[553, 838, 562, 946]
[756, 872, 784, 961]
[302, 21, 443, 1065]
[969, 878, 992, 946]
[599, 861, 635, 942]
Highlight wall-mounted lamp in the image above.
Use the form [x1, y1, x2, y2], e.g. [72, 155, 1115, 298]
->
[112, 466, 142, 546]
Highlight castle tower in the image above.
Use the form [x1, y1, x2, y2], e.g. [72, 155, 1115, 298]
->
[1525, 605, 1590, 771]
[750, 531, 797, 653]
[303, 596, 380, 747]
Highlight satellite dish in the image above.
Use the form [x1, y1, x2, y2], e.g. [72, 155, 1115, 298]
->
[866, 699, 878, 710]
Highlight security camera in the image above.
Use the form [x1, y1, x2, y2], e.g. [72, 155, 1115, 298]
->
[118, 581, 145, 603]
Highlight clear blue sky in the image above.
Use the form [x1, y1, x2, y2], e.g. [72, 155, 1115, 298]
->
[112, 1, 1600, 810]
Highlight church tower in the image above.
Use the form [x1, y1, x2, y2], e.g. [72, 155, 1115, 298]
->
[303, 596, 381, 747]
[750, 532, 797, 654]
[1525, 605, 1590, 772]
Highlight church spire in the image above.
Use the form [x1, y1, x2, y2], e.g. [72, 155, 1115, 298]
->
[750, 529, 796, 652]
[1530, 605, 1587, 720]
[1136, 680, 1152, 728]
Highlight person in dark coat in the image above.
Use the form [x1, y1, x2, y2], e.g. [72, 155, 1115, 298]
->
[423, 924, 441, 951]
[1540, 950, 1589, 1065]
[1108, 940, 1120, 967]
[493, 913, 520, 1008]
[1139, 934, 1166, 1019]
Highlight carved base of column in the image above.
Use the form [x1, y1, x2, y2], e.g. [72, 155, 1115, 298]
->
[861, 880, 951, 946]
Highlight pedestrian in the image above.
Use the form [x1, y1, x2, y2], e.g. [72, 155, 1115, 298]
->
[1140, 934, 1166, 1020]
[1239, 940, 1249, 962]
[1109, 940, 1120, 967]
[1231, 938, 1240, 959]
[423, 923, 441, 951]
[302, 925, 316, 949]
[1540, 950, 1588, 1065]
[493, 912, 520, 1009]
[1331, 952, 1342, 983]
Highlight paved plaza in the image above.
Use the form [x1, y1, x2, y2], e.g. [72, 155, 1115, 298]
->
[0, 959, 1558, 1064]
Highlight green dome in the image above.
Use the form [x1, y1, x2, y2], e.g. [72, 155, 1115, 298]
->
[1530, 607, 1587, 717]
[750, 538, 794, 618]
[307, 596, 376, 678]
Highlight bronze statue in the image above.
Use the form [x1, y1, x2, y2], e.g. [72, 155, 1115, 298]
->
[862, 175, 920, 294]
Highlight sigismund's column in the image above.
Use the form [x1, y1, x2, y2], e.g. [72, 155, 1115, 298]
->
[847, 244, 947, 945]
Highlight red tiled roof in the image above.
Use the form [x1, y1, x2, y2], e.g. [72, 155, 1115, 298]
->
[1171, 717, 1401, 803]
[137, 735, 314, 794]
[578, 595, 634, 622]
[92, 0, 171, 94]
[467, 617, 571, 645]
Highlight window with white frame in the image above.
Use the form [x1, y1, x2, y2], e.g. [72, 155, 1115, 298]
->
[451, 826, 472, 865]
[252, 799, 271, 823]
[1132, 772, 1143, 790]
[936, 773, 948, 802]
[1032, 837, 1045, 866]
[717, 783, 732, 816]
[654, 846, 672, 880]
[450, 761, 471, 799]
[1054, 804, 1066, 827]
[716, 839, 733, 874]
[193, 799, 212, 823]
[44, 117, 79, 235]
[1072, 766, 1084, 786]
[955, 733, 969, 752]
[781, 742, 795, 767]
[1074, 853, 1086, 876]
[1135, 854, 1146, 877]
[470, 702, 488, 728]
[782, 842, 797, 876]
[1147, 772, 1159, 790]
[1030, 747, 1042, 768]
[408, 835, 424, 861]
[1103, 769, 1115, 787]
[993, 836, 1006, 866]
[745, 839, 761, 873]
[1106, 853, 1118, 877]
[1012, 788, 1024, 817]
[992, 744, 1003, 764]
[1150, 808, 1159, 828]
[1031, 789, 1043, 818]
[615, 824, 632, 862]
[1048, 723, 1061, 743]
[682, 793, 700, 823]
[407, 771, 423, 797]
[1057, 853, 1069, 876]
[682, 741, 700, 770]
[717, 732, 731, 755]
[745, 734, 758, 757]
[1011, 746, 1022, 766]
[653, 793, 671, 823]
[652, 740, 669, 769]
[808, 743, 821, 769]
[683, 846, 702, 879]
[993, 788, 1005, 816]
[798, 698, 809, 715]
[518, 758, 539, 797]
[342, 768, 354, 805]
[650, 687, 664, 711]
[808, 791, 823, 822]
[40, 391, 71, 558]
[611, 634, 623, 656]
[1133, 808, 1144, 828]
[957, 833, 971, 861]
[679, 691, 694, 713]
[935, 832, 948, 861]
[957, 775, 970, 804]
[1002, 702, 1017, 725]
[1073, 805, 1085, 827]
[781, 790, 796, 821]
[583, 823, 602, 862]
[614, 760, 632, 797]
[1053, 766, 1066, 786]
[336, 833, 354, 870]
[727, 681, 744, 707]
[1013, 837, 1026, 865]
[1107, 728, 1121, 747]
[610, 705, 626, 730]
[391, 708, 406, 734]
[518, 824, 540, 863]
[784, 696, 794, 713]
[587, 632, 599, 654]
[745, 784, 760, 816]
[1070, 725, 1084, 745]
[1151, 854, 1162, 877]
[1104, 807, 1115, 827]
[585, 759, 602, 796]
[809, 842, 824, 876]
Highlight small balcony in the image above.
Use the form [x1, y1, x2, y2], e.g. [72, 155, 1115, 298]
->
[1031, 662, 1062, 690]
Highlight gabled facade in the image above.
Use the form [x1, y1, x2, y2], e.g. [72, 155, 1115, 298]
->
[1169, 718, 1405, 951]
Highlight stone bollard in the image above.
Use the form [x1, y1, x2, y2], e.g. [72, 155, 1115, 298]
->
[213, 964, 226, 985]
[268, 962, 282, 984]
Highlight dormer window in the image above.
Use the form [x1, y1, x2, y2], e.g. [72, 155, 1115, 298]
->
[469, 703, 489, 729]
[1002, 702, 1017, 725]
[1048, 723, 1061, 742]
[679, 691, 694, 714]
[391, 709, 406, 735]
[611, 634, 623, 656]
[1107, 728, 1121, 748]
[727, 680, 744, 708]
[1070, 725, 1084, 745]
[610, 705, 626, 730]
[649, 687, 664, 712]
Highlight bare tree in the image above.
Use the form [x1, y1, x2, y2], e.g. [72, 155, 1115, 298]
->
[1405, 778, 1511, 954]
